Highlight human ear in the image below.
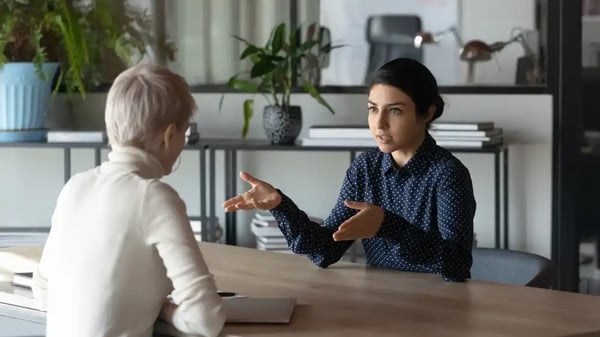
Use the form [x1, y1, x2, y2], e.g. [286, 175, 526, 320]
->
[162, 123, 177, 150]
[425, 105, 436, 124]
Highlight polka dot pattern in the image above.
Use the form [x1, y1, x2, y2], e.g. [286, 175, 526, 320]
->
[270, 134, 476, 282]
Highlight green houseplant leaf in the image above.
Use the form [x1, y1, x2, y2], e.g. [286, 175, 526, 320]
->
[0, 0, 174, 98]
[223, 22, 343, 138]
[302, 81, 334, 114]
[242, 99, 254, 139]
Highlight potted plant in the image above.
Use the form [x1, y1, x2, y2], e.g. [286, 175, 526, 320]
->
[0, 0, 173, 142]
[224, 22, 340, 144]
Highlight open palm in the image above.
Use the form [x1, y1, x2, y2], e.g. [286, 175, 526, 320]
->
[222, 171, 282, 212]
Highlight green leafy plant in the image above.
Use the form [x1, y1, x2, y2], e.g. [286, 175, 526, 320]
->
[224, 22, 342, 138]
[0, 0, 174, 98]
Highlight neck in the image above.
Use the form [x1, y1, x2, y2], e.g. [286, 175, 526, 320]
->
[391, 132, 427, 167]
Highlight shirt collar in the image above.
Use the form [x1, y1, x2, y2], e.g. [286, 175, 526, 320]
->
[383, 133, 437, 175]
[102, 145, 165, 179]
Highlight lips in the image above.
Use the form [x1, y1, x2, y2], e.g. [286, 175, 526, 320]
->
[376, 135, 392, 143]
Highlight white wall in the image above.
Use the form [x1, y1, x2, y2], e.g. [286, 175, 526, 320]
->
[0, 92, 553, 258]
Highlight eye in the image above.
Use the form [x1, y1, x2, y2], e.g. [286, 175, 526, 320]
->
[368, 106, 377, 113]
[389, 107, 403, 115]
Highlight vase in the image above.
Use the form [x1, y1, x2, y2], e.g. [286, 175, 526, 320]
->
[0, 62, 59, 142]
[263, 105, 302, 145]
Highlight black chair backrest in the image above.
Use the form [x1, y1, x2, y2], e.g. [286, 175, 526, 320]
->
[470, 247, 555, 288]
[364, 15, 423, 84]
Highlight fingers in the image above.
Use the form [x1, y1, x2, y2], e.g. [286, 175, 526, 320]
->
[222, 195, 246, 210]
[240, 171, 261, 186]
[234, 202, 256, 211]
[223, 202, 255, 212]
[344, 200, 369, 210]
[332, 228, 353, 241]
[332, 218, 356, 241]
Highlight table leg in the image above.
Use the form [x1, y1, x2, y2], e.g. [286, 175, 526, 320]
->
[209, 147, 216, 242]
[94, 147, 101, 167]
[225, 150, 238, 245]
[200, 148, 207, 242]
[63, 148, 71, 183]
[495, 151, 501, 249]
[503, 147, 509, 249]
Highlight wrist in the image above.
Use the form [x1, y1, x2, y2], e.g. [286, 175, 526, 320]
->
[160, 301, 177, 322]
[270, 190, 282, 209]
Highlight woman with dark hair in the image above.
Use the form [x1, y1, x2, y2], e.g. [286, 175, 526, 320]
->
[222, 58, 476, 282]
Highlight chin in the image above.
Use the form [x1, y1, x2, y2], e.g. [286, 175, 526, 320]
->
[375, 142, 399, 153]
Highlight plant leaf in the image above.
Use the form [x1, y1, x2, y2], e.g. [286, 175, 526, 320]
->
[242, 99, 254, 138]
[258, 54, 285, 63]
[271, 23, 285, 54]
[302, 81, 334, 114]
[250, 60, 276, 78]
[232, 34, 253, 45]
[218, 93, 225, 113]
[298, 40, 319, 53]
[240, 45, 259, 60]
[227, 77, 258, 93]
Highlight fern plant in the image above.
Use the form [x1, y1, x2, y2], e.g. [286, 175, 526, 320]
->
[224, 22, 343, 138]
[0, 0, 174, 98]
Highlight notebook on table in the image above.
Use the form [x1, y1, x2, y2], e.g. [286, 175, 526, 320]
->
[0, 275, 297, 336]
[153, 296, 297, 336]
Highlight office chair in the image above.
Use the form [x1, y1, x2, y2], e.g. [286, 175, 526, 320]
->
[364, 15, 422, 84]
[470, 247, 555, 288]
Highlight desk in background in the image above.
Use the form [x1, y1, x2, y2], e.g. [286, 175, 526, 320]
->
[1, 139, 509, 249]
[2, 243, 600, 337]
[206, 139, 509, 249]
[0, 139, 228, 243]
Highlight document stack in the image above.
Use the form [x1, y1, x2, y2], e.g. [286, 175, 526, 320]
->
[251, 210, 323, 253]
[301, 124, 375, 147]
[429, 122, 503, 148]
[301, 122, 502, 149]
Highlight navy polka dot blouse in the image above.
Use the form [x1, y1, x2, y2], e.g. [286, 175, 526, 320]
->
[270, 133, 476, 282]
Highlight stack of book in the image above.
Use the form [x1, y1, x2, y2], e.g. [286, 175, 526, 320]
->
[46, 130, 107, 143]
[301, 122, 503, 149]
[250, 210, 323, 253]
[429, 122, 503, 148]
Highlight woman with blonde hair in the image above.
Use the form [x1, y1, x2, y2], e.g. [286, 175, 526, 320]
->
[34, 63, 226, 337]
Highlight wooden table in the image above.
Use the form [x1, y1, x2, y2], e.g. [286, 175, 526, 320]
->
[2, 243, 600, 337]
[201, 243, 600, 337]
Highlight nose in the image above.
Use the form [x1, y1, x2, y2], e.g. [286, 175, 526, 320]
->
[375, 111, 389, 130]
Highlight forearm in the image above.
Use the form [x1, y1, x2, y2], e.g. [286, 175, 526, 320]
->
[376, 209, 438, 261]
[376, 210, 471, 281]
[270, 191, 352, 267]
[32, 267, 48, 311]
[160, 292, 225, 337]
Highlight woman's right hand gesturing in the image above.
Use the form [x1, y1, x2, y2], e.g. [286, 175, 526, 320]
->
[221, 171, 282, 212]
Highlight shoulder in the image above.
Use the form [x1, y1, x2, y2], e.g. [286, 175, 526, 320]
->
[351, 149, 386, 170]
[58, 168, 99, 199]
[429, 147, 473, 184]
[144, 180, 184, 205]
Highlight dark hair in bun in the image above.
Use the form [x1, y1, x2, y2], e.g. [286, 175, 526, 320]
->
[370, 58, 444, 123]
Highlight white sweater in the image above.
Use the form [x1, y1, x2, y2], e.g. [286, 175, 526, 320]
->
[32, 146, 226, 337]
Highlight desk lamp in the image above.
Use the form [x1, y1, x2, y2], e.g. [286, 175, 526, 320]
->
[460, 30, 540, 84]
[414, 25, 463, 48]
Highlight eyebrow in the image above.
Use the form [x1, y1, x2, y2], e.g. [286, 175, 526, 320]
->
[367, 100, 407, 107]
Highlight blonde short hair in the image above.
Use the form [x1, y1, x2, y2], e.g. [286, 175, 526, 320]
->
[105, 63, 196, 149]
